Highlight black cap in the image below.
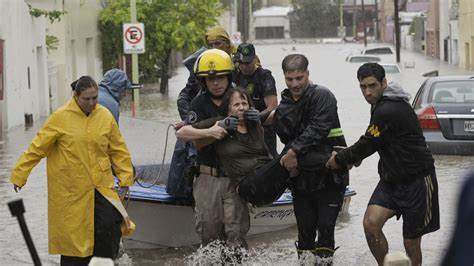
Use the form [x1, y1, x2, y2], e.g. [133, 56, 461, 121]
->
[236, 43, 256, 63]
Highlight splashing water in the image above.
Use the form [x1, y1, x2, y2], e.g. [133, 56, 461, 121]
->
[182, 239, 334, 265]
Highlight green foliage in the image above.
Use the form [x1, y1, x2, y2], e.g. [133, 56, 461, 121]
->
[28, 4, 66, 23]
[46, 35, 59, 52]
[290, 0, 340, 38]
[409, 16, 424, 36]
[99, 0, 222, 86]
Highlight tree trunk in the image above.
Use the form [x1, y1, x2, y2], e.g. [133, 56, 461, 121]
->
[159, 49, 171, 94]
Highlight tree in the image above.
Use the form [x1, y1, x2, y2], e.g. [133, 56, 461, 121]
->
[289, 0, 339, 38]
[99, 0, 222, 93]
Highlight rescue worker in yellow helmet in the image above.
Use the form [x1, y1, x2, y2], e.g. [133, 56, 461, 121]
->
[168, 26, 236, 201]
[10, 76, 135, 265]
[177, 25, 235, 121]
[176, 49, 251, 251]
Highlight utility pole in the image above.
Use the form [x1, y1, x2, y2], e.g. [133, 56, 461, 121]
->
[338, 0, 346, 39]
[238, 0, 250, 42]
[352, 0, 357, 37]
[130, 0, 139, 116]
[394, 0, 401, 62]
[362, 0, 367, 47]
[339, 0, 344, 29]
[374, 0, 379, 41]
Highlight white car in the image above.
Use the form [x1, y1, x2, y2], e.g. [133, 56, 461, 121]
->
[345, 55, 381, 63]
[362, 46, 394, 55]
[380, 63, 401, 74]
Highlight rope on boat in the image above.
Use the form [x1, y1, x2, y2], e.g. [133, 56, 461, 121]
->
[120, 123, 176, 208]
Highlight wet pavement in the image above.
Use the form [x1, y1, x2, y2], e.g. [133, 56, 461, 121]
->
[1, 42, 474, 265]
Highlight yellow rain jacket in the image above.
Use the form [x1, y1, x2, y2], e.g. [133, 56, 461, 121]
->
[10, 98, 134, 257]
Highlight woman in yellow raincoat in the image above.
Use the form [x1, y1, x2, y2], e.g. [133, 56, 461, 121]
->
[10, 76, 135, 265]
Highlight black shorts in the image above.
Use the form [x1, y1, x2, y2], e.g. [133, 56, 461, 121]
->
[368, 171, 440, 239]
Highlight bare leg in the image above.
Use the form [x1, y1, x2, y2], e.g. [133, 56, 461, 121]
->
[363, 205, 396, 266]
[404, 237, 422, 266]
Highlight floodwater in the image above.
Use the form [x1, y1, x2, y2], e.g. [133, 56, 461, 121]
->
[1, 42, 473, 265]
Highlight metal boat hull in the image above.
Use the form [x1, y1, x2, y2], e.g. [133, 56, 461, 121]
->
[124, 184, 355, 247]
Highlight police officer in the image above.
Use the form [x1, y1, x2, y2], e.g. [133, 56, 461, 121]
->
[274, 54, 348, 264]
[176, 49, 250, 249]
[327, 63, 439, 266]
[233, 43, 278, 156]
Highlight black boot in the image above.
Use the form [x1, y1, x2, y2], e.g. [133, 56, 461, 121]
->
[295, 241, 317, 265]
[312, 246, 338, 266]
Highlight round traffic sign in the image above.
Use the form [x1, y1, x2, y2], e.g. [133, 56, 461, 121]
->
[124, 26, 143, 44]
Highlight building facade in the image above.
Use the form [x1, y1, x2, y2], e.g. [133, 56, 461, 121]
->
[425, 0, 439, 58]
[459, 0, 474, 70]
[253, 6, 292, 39]
[439, 0, 459, 65]
[0, 0, 48, 131]
[28, 0, 103, 111]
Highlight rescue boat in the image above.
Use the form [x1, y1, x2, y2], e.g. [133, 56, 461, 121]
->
[123, 165, 356, 248]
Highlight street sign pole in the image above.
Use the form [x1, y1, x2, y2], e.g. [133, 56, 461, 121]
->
[394, 0, 401, 63]
[131, 0, 139, 117]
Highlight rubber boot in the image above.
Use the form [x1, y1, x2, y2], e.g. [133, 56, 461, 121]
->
[295, 241, 317, 265]
[312, 246, 338, 266]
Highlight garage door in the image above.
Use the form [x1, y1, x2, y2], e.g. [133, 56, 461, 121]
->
[255, 27, 284, 39]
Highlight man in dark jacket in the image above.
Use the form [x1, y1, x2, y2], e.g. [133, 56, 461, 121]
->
[327, 63, 439, 266]
[274, 54, 348, 263]
[233, 43, 278, 156]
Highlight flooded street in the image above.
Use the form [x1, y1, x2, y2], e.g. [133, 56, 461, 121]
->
[1, 42, 473, 265]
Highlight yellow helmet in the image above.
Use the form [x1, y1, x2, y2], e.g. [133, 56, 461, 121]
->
[194, 49, 233, 77]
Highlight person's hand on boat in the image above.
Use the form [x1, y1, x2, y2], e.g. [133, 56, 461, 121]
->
[13, 184, 22, 193]
[208, 121, 228, 140]
[217, 115, 238, 132]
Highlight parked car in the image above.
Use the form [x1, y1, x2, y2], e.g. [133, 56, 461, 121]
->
[345, 55, 381, 63]
[380, 63, 401, 74]
[412, 76, 474, 155]
[362, 47, 393, 55]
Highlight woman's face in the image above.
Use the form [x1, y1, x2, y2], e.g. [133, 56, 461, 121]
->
[75, 87, 98, 115]
[228, 91, 250, 118]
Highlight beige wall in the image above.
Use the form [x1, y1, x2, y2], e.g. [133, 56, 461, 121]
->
[379, 0, 395, 43]
[425, 0, 439, 58]
[459, 0, 474, 70]
[28, 0, 103, 110]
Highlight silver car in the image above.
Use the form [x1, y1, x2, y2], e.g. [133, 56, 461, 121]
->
[412, 76, 474, 155]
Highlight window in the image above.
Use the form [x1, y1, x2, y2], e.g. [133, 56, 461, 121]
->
[349, 56, 381, 63]
[363, 47, 393, 54]
[429, 80, 474, 104]
[255, 27, 284, 39]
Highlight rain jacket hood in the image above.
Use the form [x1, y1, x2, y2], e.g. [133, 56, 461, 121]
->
[10, 98, 135, 257]
[99, 69, 131, 102]
[98, 69, 130, 123]
[383, 81, 411, 103]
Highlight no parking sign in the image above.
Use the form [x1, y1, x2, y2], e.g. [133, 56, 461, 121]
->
[123, 23, 145, 54]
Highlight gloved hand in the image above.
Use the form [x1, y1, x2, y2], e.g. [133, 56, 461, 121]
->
[243, 108, 260, 122]
[218, 115, 239, 131]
